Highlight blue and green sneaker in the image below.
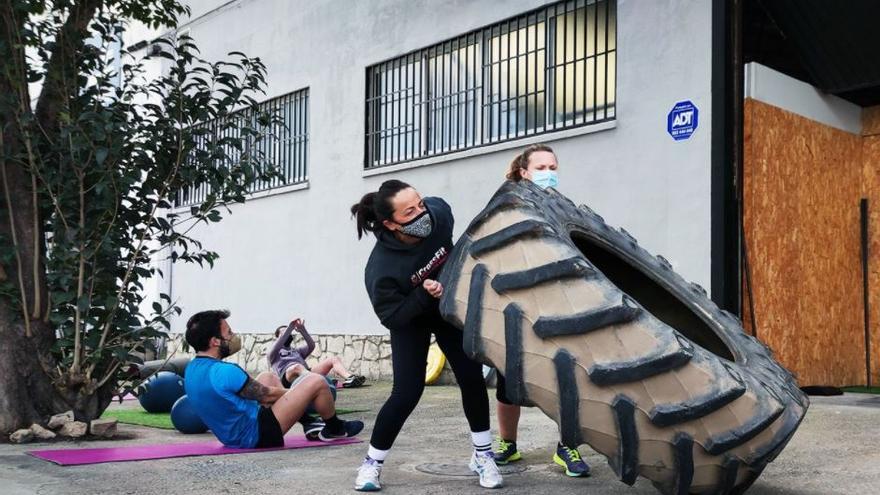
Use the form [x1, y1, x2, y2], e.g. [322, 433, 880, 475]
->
[493, 437, 522, 465]
[553, 443, 590, 477]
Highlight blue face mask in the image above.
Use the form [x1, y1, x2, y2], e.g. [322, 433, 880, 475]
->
[531, 170, 558, 189]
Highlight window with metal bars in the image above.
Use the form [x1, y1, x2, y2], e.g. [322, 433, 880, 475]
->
[174, 88, 309, 207]
[365, 0, 616, 169]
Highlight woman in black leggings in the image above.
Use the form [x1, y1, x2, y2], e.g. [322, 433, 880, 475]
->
[350, 179, 502, 492]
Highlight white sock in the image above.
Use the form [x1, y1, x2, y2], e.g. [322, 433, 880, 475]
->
[471, 430, 492, 453]
[367, 445, 389, 462]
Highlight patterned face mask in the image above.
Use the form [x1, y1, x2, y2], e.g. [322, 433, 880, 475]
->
[398, 210, 433, 238]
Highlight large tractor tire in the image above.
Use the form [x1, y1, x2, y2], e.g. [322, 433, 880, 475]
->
[439, 180, 808, 495]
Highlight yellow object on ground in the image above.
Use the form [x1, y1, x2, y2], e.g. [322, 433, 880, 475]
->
[425, 343, 446, 384]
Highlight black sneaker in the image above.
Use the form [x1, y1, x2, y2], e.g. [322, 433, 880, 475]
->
[343, 375, 367, 388]
[318, 419, 364, 442]
[300, 415, 325, 441]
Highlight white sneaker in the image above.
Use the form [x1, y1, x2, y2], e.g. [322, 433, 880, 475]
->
[355, 457, 382, 491]
[469, 450, 504, 489]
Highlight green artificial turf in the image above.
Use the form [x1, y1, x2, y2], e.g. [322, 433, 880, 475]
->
[101, 409, 174, 429]
[336, 408, 370, 415]
[101, 407, 370, 430]
[841, 386, 880, 395]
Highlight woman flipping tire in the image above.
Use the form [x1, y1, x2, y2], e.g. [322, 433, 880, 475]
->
[438, 179, 808, 495]
[350, 180, 503, 491]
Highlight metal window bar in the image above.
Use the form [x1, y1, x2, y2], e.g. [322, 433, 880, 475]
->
[175, 88, 309, 207]
[364, 0, 615, 169]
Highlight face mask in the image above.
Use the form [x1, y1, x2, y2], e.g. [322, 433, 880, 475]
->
[219, 334, 242, 358]
[531, 170, 559, 189]
[398, 210, 433, 238]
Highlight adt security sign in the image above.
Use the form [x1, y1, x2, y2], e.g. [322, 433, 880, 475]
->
[667, 100, 699, 141]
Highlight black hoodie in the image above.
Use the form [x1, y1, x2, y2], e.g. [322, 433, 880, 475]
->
[364, 196, 453, 332]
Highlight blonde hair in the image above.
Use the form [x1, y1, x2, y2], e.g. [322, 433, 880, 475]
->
[506, 144, 556, 181]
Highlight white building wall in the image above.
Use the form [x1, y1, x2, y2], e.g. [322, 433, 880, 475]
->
[156, 0, 715, 335]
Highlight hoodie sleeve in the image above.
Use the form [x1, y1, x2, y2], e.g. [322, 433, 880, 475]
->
[266, 322, 295, 367]
[296, 324, 316, 359]
[427, 196, 454, 234]
[370, 276, 435, 332]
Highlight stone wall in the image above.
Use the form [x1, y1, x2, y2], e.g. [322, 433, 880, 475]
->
[166, 333, 458, 384]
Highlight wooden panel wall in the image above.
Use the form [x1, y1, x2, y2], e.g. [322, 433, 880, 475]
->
[743, 98, 866, 386]
[862, 106, 880, 136]
[861, 106, 880, 385]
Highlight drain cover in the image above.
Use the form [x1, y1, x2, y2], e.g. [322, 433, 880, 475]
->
[415, 463, 528, 477]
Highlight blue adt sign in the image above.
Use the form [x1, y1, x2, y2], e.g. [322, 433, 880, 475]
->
[667, 100, 699, 141]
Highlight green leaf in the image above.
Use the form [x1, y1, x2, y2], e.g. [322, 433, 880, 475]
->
[95, 147, 109, 165]
[76, 295, 91, 313]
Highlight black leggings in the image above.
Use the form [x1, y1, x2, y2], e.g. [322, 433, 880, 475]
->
[369, 321, 490, 450]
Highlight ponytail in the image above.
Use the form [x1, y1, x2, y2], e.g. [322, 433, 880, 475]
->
[506, 154, 527, 181]
[351, 192, 379, 239]
[351, 179, 412, 239]
[506, 143, 556, 181]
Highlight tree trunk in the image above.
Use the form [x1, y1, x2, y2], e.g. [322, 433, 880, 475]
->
[0, 152, 114, 431]
[0, 306, 67, 432]
[0, 0, 114, 434]
[0, 313, 115, 431]
[0, 139, 112, 430]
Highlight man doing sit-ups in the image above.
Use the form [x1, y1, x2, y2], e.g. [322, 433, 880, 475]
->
[184, 309, 363, 448]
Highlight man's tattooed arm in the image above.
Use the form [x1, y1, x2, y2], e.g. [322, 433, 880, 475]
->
[237, 378, 285, 405]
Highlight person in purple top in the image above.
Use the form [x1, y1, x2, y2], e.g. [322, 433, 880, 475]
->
[267, 318, 367, 389]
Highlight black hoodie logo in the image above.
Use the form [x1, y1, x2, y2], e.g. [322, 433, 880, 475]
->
[410, 246, 448, 286]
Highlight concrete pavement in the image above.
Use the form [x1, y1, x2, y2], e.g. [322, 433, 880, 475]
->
[1, 383, 878, 494]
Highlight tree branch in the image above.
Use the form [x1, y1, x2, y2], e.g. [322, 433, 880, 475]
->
[71, 173, 86, 373]
[35, 0, 104, 134]
[28, 145, 41, 318]
[0, 132, 31, 337]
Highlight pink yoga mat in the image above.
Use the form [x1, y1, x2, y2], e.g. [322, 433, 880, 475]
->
[28, 435, 361, 466]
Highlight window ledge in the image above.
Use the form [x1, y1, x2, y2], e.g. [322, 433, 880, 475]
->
[362, 121, 616, 178]
[169, 180, 309, 214]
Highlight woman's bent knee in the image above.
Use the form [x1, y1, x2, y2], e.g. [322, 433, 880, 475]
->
[303, 373, 329, 390]
[256, 371, 280, 387]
